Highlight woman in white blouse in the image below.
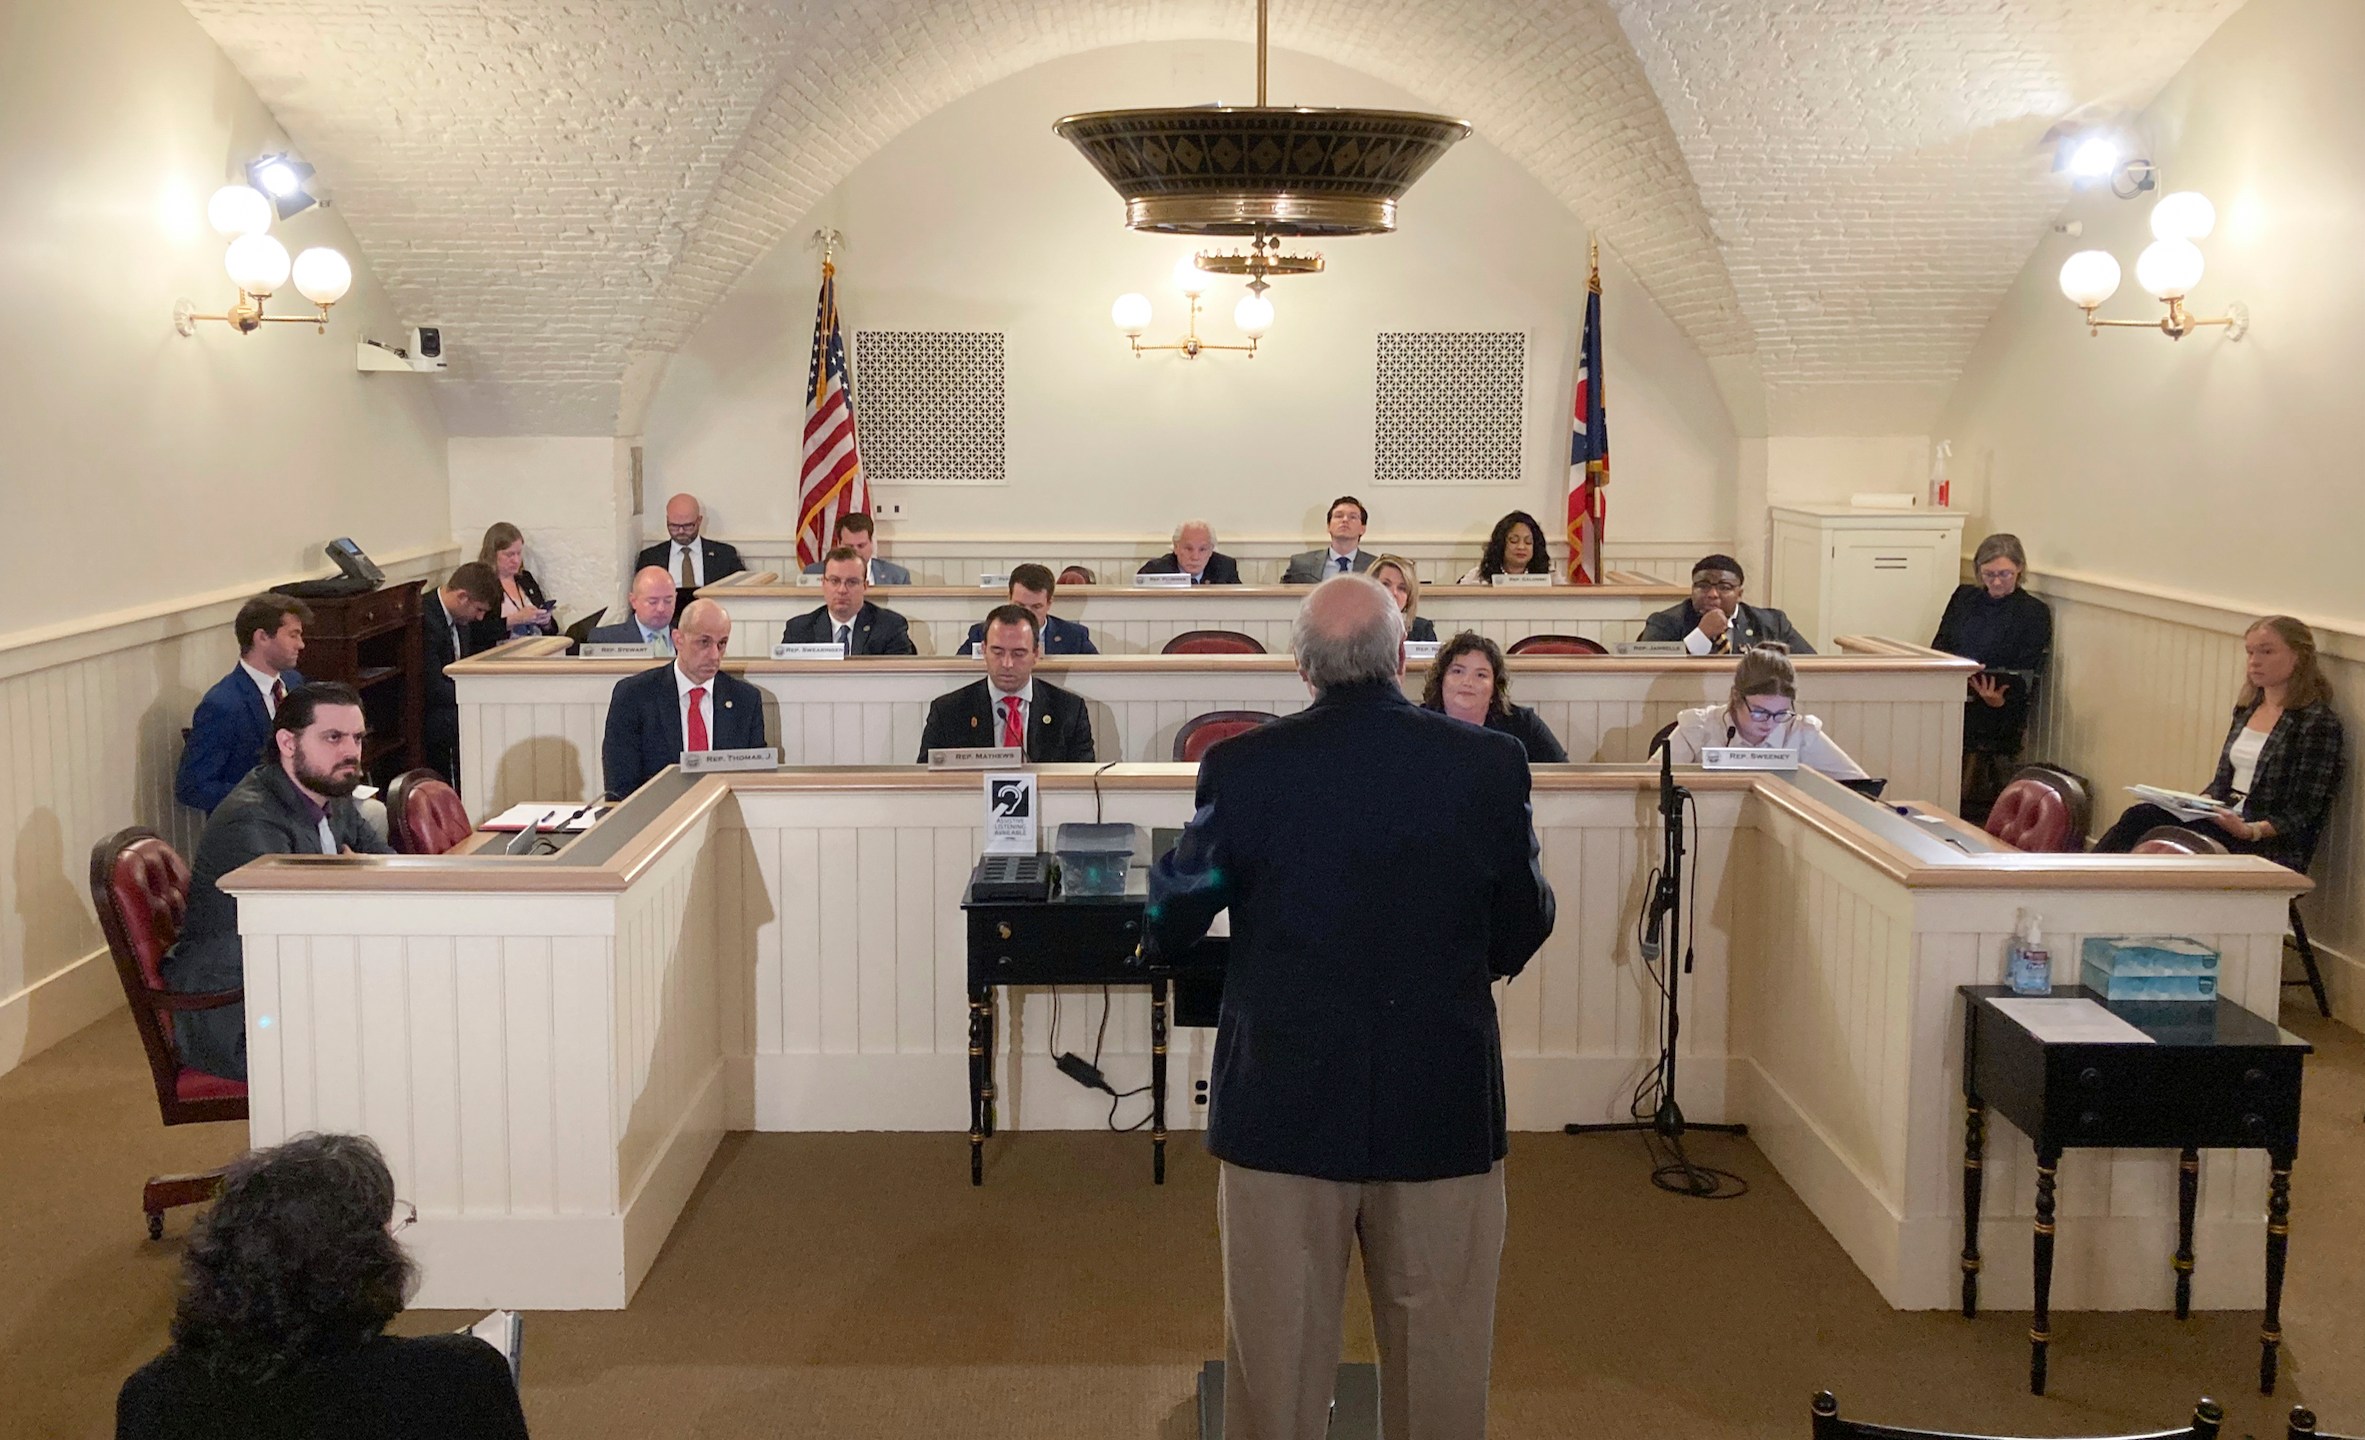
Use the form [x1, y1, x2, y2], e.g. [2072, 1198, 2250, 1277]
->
[1662, 643, 1868, 780]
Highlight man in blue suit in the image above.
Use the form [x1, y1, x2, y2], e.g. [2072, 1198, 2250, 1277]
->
[1148, 574, 1554, 1440]
[957, 563, 1097, 656]
[584, 567, 678, 652]
[600, 598, 770, 798]
[175, 593, 311, 813]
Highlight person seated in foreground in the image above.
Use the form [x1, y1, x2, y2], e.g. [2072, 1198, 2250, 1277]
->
[600, 599, 768, 798]
[176, 592, 310, 814]
[798, 512, 910, 584]
[1420, 631, 1568, 762]
[1663, 643, 1866, 780]
[1137, 519, 1242, 584]
[1281, 496, 1375, 582]
[117, 1132, 530, 1440]
[163, 683, 391, 1082]
[635, 492, 745, 591]
[2091, 614, 2344, 866]
[957, 564, 1097, 655]
[781, 547, 917, 655]
[1638, 554, 1814, 655]
[1368, 555, 1436, 643]
[1459, 510, 1554, 584]
[584, 568, 679, 652]
[920, 605, 1094, 762]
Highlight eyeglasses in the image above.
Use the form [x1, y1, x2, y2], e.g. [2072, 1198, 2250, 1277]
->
[1743, 704, 1792, 724]
[1691, 578, 1741, 594]
[1976, 567, 2019, 582]
[389, 1199, 417, 1235]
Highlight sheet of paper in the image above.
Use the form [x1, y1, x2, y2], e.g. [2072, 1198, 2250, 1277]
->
[1989, 996, 2154, 1045]
[482, 802, 605, 832]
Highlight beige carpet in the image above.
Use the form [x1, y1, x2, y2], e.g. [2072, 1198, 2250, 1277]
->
[4, 1004, 2360, 1440]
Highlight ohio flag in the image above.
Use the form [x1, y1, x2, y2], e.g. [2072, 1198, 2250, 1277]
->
[1566, 253, 1609, 584]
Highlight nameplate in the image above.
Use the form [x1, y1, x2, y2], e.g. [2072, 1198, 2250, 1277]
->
[1132, 571, 1195, 589]
[579, 642, 659, 659]
[680, 746, 779, 774]
[983, 772, 1038, 854]
[772, 643, 846, 660]
[1613, 641, 1688, 656]
[1701, 746, 1799, 771]
[1403, 640, 1441, 662]
[928, 746, 1023, 771]
[1490, 572, 1555, 588]
[979, 572, 1008, 588]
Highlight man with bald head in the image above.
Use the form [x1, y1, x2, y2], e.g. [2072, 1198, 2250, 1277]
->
[1137, 519, 1242, 584]
[634, 492, 746, 593]
[600, 598, 770, 798]
[1148, 573, 1555, 1440]
[585, 567, 679, 653]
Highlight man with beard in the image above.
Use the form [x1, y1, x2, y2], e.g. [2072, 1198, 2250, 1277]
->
[162, 682, 391, 1081]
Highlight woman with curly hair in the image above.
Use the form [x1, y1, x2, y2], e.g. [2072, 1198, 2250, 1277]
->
[118, 1133, 528, 1439]
[1458, 511, 1554, 584]
[1420, 630, 1568, 762]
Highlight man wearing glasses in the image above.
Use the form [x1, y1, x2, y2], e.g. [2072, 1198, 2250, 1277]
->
[634, 492, 747, 595]
[1638, 553, 1814, 655]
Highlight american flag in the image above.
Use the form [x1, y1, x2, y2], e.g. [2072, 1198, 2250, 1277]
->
[797, 257, 867, 568]
[1565, 248, 1609, 584]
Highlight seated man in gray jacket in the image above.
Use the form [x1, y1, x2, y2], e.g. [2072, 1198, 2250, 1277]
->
[1280, 496, 1377, 583]
[1637, 553, 1814, 655]
[797, 513, 911, 584]
[161, 682, 391, 1081]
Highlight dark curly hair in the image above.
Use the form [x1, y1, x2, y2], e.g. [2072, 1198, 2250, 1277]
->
[171, 1133, 415, 1383]
[1420, 631, 1511, 718]
[1476, 511, 1552, 580]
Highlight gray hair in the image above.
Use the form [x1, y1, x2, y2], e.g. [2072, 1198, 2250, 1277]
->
[1172, 518, 1215, 546]
[1972, 533, 2027, 571]
[1291, 575, 1405, 691]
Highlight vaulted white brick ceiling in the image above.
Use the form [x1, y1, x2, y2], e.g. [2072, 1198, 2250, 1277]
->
[180, 0, 2244, 438]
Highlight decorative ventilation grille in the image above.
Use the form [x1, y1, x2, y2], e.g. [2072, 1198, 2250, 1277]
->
[1372, 331, 1524, 486]
[851, 331, 1007, 486]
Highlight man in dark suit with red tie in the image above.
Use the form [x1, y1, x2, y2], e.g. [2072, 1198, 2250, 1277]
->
[601, 598, 769, 798]
[917, 605, 1095, 761]
[176, 592, 312, 813]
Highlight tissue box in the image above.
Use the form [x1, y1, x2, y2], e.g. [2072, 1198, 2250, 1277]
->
[1054, 823, 1137, 897]
[2080, 935, 2219, 1002]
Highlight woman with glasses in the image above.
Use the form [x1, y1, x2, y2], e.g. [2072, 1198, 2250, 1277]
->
[1419, 631, 1568, 761]
[1368, 554, 1437, 643]
[1931, 533, 2053, 820]
[1662, 643, 1867, 780]
[1637, 554, 1814, 655]
[118, 1133, 529, 1440]
[1458, 511, 1554, 584]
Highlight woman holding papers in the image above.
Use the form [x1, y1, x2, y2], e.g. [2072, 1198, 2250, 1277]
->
[1663, 643, 1868, 780]
[1458, 511, 1554, 584]
[1931, 533, 2053, 821]
[1420, 631, 1568, 761]
[1370, 555, 1438, 643]
[2093, 615, 2345, 867]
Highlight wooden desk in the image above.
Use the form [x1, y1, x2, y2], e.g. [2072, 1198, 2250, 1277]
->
[1959, 986, 2310, 1395]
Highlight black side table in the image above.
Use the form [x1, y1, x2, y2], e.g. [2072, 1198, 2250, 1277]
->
[1959, 985, 2309, 1395]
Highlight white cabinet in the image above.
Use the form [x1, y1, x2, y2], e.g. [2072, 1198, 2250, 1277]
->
[1768, 506, 1965, 651]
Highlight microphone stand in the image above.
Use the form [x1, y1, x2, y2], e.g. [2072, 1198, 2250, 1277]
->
[1566, 743, 1747, 1196]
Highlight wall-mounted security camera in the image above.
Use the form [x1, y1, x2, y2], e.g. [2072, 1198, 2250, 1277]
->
[354, 329, 451, 375]
[409, 326, 446, 372]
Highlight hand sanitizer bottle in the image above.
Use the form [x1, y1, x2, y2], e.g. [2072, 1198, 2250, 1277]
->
[2007, 911, 2053, 995]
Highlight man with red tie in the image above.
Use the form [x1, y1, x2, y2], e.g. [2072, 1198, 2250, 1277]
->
[600, 598, 769, 798]
[917, 604, 1095, 762]
[176, 593, 312, 813]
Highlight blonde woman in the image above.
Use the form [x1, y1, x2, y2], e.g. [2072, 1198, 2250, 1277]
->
[1663, 643, 1867, 780]
[1368, 554, 1436, 643]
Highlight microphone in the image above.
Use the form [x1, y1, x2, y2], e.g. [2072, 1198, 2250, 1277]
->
[1641, 894, 1666, 963]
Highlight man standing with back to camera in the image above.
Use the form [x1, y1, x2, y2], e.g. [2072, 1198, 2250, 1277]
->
[1148, 574, 1555, 1440]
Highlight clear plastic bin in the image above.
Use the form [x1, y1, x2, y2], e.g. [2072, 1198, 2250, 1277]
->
[1055, 822, 1138, 897]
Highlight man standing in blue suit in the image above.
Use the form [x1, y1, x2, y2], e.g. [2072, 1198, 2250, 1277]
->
[957, 564, 1097, 656]
[175, 593, 311, 814]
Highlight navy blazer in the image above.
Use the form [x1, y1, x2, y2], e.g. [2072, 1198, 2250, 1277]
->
[634, 537, 746, 588]
[1147, 681, 1555, 1182]
[175, 665, 305, 813]
[781, 602, 917, 656]
[916, 678, 1095, 762]
[958, 614, 1097, 656]
[1136, 551, 1244, 585]
[601, 663, 769, 798]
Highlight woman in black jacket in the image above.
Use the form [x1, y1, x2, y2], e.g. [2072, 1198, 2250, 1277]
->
[2092, 615, 2345, 870]
[118, 1134, 529, 1440]
[1931, 533, 2052, 820]
[1419, 630, 1568, 762]
[1370, 554, 1437, 643]
[468, 522, 558, 651]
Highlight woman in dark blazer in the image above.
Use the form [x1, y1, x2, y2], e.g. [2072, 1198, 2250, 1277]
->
[2093, 615, 2345, 870]
[467, 522, 557, 651]
[1369, 554, 1436, 643]
[118, 1133, 529, 1440]
[1420, 630, 1568, 762]
[1931, 533, 2053, 819]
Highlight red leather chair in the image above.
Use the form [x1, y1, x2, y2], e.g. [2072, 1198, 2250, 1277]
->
[88, 827, 246, 1237]
[1057, 565, 1096, 587]
[2008, 763, 2093, 837]
[1163, 630, 1266, 655]
[1981, 776, 2083, 853]
[2132, 825, 2230, 856]
[1508, 634, 1608, 657]
[385, 767, 472, 855]
[1174, 710, 1278, 762]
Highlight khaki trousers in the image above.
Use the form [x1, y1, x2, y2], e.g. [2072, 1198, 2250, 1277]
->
[1217, 1159, 1508, 1440]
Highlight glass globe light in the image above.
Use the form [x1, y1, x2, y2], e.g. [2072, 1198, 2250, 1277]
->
[2135, 238, 2205, 299]
[1233, 294, 1275, 338]
[292, 247, 353, 305]
[206, 184, 273, 238]
[1171, 253, 1214, 298]
[1110, 293, 1152, 335]
[224, 233, 291, 295]
[2057, 250, 2122, 309]
[2149, 191, 2216, 242]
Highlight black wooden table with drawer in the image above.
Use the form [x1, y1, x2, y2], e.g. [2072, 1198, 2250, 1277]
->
[1958, 985, 2310, 1396]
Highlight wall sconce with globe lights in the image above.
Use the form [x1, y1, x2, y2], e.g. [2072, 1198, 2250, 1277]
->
[174, 179, 351, 337]
[2057, 190, 2247, 342]
[1110, 252, 1290, 360]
